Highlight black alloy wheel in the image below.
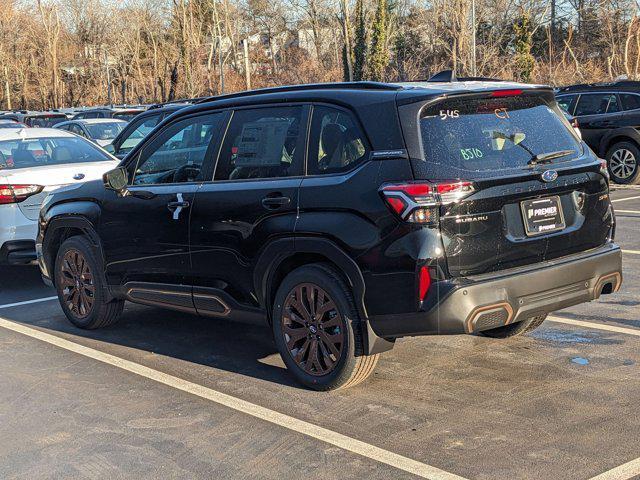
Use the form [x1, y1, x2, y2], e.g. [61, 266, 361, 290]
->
[58, 248, 95, 319]
[281, 283, 345, 376]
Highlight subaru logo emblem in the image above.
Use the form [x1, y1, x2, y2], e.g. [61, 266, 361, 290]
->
[73, 173, 85, 180]
[541, 170, 558, 182]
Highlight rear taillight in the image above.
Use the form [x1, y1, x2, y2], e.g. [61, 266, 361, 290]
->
[599, 159, 610, 180]
[0, 184, 43, 204]
[571, 117, 582, 139]
[381, 181, 475, 224]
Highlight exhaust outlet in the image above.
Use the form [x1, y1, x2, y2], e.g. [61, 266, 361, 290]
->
[466, 302, 514, 333]
[595, 272, 622, 297]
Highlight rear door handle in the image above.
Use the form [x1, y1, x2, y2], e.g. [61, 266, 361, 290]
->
[261, 195, 290, 209]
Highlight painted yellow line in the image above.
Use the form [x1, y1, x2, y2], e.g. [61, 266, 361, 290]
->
[589, 457, 640, 480]
[0, 317, 467, 480]
[547, 316, 640, 337]
[622, 249, 640, 255]
[611, 195, 640, 203]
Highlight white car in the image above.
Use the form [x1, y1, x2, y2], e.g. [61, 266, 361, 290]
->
[0, 128, 119, 265]
[54, 118, 128, 147]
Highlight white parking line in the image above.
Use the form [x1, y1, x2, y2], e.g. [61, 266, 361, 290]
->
[611, 195, 640, 203]
[622, 249, 640, 255]
[0, 296, 57, 310]
[614, 209, 640, 214]
[0, 317, 467, 480]
[547, 316, 640, 337]
[589, 457, 640, 480]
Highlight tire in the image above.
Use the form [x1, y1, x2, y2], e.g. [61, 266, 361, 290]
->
[272, 263, 379, 391]
[478, 314, 547, 339]
[54, 236, 124, 329]
[606, 141, 640, 184]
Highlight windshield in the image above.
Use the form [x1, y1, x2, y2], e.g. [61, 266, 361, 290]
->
[0, 136, 112, 170]
[85, 122, 125, 140]
[419, 95, 582, 179]
[26, 115, 67, 127]
[119, 115, 161, 154]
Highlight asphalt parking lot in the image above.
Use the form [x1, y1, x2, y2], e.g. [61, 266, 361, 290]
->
[1, 188, 639, 480]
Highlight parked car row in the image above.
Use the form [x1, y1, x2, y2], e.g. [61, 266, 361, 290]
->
[0, 105, 146, 128]
[557, 80, 640, 184]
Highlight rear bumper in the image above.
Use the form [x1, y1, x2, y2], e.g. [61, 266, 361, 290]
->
[0, 240, 37, 265]
[0, 204, 38, 265]
[370, 243, 623, 337]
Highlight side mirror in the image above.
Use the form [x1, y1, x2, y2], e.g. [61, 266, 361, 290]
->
[103, 143, 116, 154]
[103, 167, 129, 194]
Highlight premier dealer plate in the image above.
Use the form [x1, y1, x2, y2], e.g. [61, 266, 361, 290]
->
[520, 195, 566, 237]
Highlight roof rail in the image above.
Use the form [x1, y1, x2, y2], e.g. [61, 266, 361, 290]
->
[558, 80, 640, 92]
[148, 96, 209, 110]
[457, 76, 504, 82]
[196, 81, 402, 104]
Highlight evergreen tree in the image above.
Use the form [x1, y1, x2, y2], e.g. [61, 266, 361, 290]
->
[513, 12, 535, 82]
[368, 0, 388, 82]
[353, 0, 366, 81]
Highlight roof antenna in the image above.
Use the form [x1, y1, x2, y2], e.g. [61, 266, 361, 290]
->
[427, 70, 457, 83]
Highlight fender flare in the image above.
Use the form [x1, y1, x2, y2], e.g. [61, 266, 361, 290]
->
[598, 127, 640, 157]
[42, 212, 113, 302]
[253, 237, 394, 355]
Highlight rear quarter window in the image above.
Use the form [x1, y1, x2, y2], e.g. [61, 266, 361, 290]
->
[418, 95, 582, 179]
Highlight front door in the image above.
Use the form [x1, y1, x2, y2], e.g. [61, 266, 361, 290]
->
[189, 105, 308, 315]
[574, 92, 622, 151]
[99, 113, 225, 294]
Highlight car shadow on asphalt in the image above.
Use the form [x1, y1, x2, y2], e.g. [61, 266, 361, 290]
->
[1, 300, 302, 389]
[0, 266, 54, 302]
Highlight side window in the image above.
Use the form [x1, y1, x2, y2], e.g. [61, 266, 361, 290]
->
[214, 106, 303, 181]
[574, 94, 617, 116]
[69, 124, 85, 137]
[556, 95, 577, 115]
[620, 93, 640, 111]
[307, 105, 369, 175]
[607, 95, 621, 113]
[132, 113, 221, 185]
[119, 114, 162, 154]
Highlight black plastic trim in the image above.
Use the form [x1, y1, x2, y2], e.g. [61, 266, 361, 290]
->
[370, 243, 623, 338]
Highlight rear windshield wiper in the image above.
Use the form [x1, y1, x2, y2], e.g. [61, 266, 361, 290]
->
[527, 149, 575, 167]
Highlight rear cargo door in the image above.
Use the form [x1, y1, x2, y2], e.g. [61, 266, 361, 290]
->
[413, 91, 612, 277]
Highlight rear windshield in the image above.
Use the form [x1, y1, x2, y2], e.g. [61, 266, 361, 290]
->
[0, 136, 112, 170]
[85, 122, 125, 140]
[419, 95, 582, 178]
[26, 115, 67, 127]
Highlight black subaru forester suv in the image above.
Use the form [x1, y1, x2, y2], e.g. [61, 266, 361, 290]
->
[37, 79, 623, 390]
